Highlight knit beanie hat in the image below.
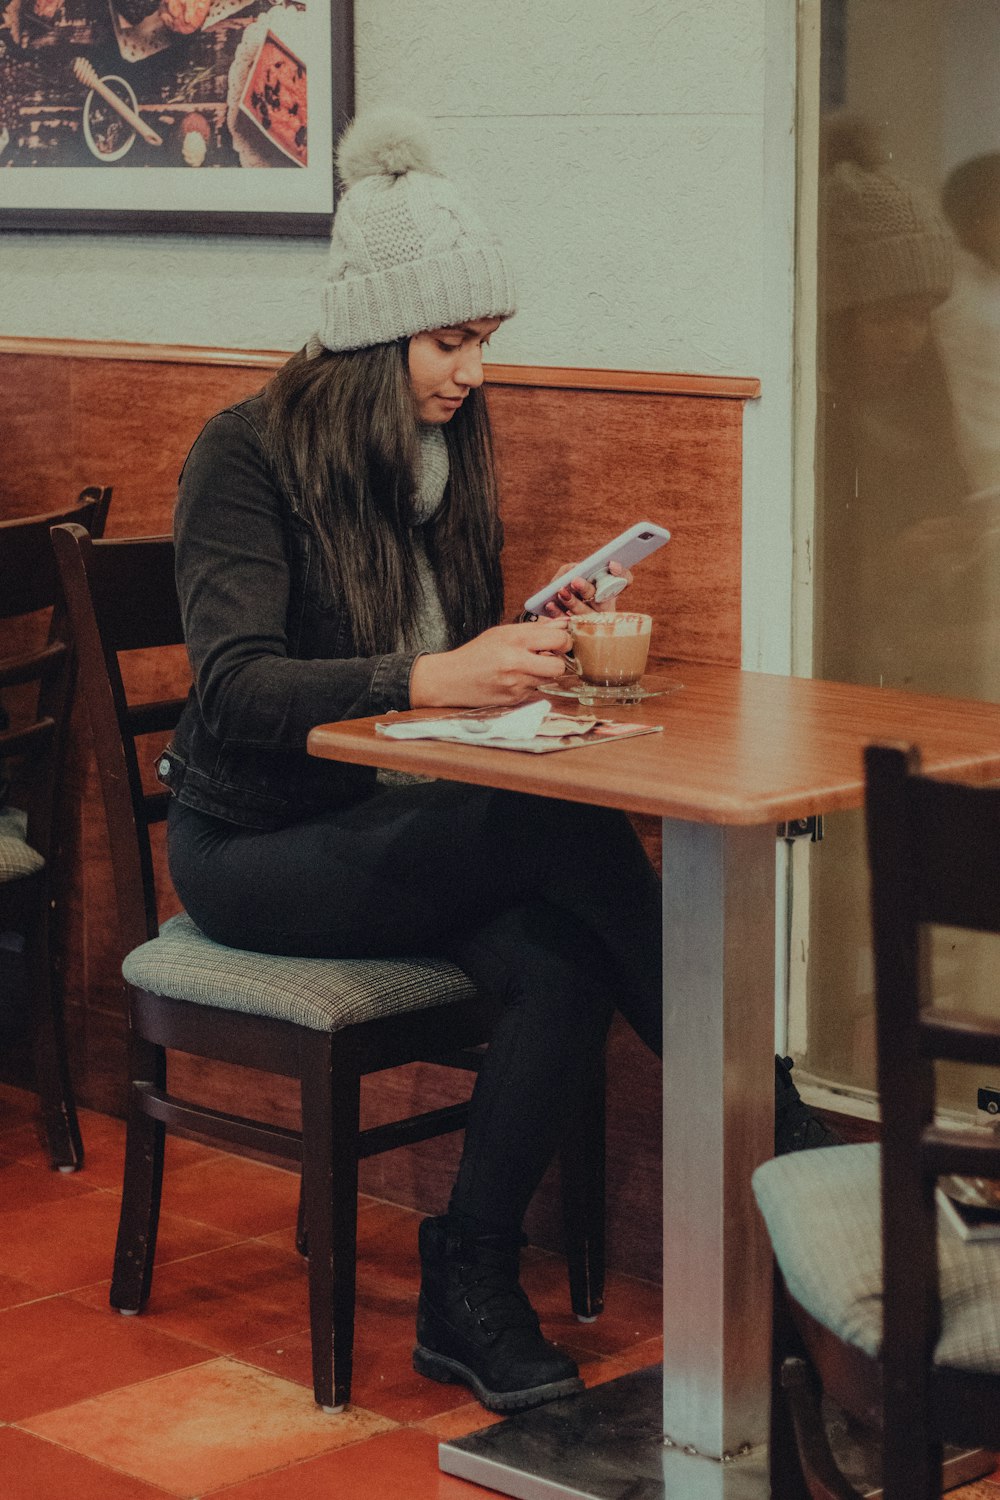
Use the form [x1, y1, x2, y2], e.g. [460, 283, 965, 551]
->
[315, 108, 517, 353]
[822, 118, 953, 311]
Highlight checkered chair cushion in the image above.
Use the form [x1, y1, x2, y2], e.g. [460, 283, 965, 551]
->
[122, 911, 478, 1033]
[0, 806, 44, 883]
[753, 1142, 1000, 1373]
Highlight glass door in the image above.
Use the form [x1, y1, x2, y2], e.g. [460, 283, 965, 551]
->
[803, 0, 1000, 1113]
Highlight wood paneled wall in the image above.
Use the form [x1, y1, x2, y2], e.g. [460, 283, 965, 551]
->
[0, 339, 753, 1282]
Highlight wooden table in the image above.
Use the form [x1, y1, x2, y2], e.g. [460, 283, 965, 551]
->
[308, 664, 1000, 1499]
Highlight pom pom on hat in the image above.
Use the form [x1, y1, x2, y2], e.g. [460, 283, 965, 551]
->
[336, 107, 436, 188]
[316, 108, 517, 354]
[822, 113, 884, 175]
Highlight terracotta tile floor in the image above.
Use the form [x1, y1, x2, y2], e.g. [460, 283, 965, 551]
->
[0, 1084, 664, 1499]
[2, 1081, 998, 1500]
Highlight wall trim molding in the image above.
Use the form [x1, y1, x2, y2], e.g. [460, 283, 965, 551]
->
[486, 364, 759, 399]
[0, 337, 289, 370]
[0, 336, 761, 400]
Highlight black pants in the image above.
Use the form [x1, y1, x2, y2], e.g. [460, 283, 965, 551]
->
[168, 781, 662, 1234]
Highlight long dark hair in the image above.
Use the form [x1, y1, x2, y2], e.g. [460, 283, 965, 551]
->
[260, 342, 504, 655]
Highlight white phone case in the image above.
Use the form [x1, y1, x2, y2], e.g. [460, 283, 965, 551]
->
[523, 521, 671, 617]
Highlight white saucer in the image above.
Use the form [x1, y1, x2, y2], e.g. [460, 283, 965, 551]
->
[539, 679, 682, 706]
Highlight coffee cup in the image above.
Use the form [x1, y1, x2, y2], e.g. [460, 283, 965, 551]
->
[566, 611, 652, 696]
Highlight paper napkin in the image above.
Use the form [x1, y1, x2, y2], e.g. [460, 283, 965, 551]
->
[374, 701, 664, 754]
[375, 698, 554, 746]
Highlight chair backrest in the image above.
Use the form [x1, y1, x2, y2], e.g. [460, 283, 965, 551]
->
[0, 489, 112, 622]
[864, 744, 1000, 1445]
[0, 489, 113, 858]
[51, 524, 186, 955]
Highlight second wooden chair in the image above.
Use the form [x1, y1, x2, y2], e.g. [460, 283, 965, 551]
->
[0, 488, 112, 1170]
[753, 744, 1000, 1499]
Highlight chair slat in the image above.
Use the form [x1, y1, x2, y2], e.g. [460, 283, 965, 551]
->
[0, 718, 55, 759]
[920, 1012, 1000, 1067]
[357, 1101, 471, 1159]
[136, 1082, 302, 1161]
[912, 776, 1000, 933]
[86, 538, 184, 651]
[143, 791, 171, 825]
[0, 642, 66, 689]
[922, 1125, 1000, 1180]
[128, 698, 187, 737]
[0, 493, 111, 618]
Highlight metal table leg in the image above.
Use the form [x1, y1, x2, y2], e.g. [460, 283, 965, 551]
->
[659, 819, 775, 1458]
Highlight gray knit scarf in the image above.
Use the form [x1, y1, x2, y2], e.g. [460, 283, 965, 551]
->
[412, 424, 449, 524]
[379, 427, 450, 787]
[406, 427, 450, 654]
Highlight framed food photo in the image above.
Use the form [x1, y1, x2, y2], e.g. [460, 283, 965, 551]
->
[0, 0, 353, 234]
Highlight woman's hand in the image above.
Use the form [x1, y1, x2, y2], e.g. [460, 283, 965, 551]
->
[409, 620, 573, 707]
[540, 560, 632, 617]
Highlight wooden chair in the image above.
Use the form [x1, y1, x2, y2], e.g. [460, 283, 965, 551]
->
[752, 743, 1000, 1499]
[0, 489, 112, 1170]
[51, 521, 606, 1412]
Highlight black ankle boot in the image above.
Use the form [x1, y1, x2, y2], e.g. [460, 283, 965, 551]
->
[774, 1054, 844, 1153]
[413, 1216, 584, 1413]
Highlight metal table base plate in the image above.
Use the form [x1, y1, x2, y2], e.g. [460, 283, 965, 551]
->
[438, 1366, 768, 1500]
[438, 1366, 993, 1500]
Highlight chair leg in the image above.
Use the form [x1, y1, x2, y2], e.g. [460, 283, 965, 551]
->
[882, 1395, 944, 1500]
[27, 901, 83, 1172]
[769, 1276, 816, 1500]
[110, 1031, 166, 1313]
[780, 1358, 865, 1500]
[560, 1054, 606, 1321]
[300, 1031, 361, 1412]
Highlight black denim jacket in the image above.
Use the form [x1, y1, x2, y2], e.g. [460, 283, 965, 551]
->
[160, 396, 428, 830]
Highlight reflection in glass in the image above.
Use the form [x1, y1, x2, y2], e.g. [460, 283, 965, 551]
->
[818, 116, 965, 698]
[806, 4, 1000, 1110]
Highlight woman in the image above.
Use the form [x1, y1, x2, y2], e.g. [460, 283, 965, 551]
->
[162, 109, 826, 1416]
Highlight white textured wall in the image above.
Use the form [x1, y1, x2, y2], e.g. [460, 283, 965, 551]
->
[1, 0, 767, 375]
[356, 0, 766, 373]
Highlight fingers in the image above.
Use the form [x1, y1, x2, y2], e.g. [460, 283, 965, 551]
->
[509, 619, 571, 651]
[500, 621, 572, 682]
[568, 576, 599, 610]
[542, 576, 599, 616]
[529, 648, 576, 679]
[515, 660, 573, 691]
[541, 565, 636, 617]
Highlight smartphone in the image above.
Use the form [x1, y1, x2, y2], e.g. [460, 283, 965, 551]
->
[523, 521, 671, 617]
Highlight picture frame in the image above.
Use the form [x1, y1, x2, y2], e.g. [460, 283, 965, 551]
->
[0, 0, 353, 235]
